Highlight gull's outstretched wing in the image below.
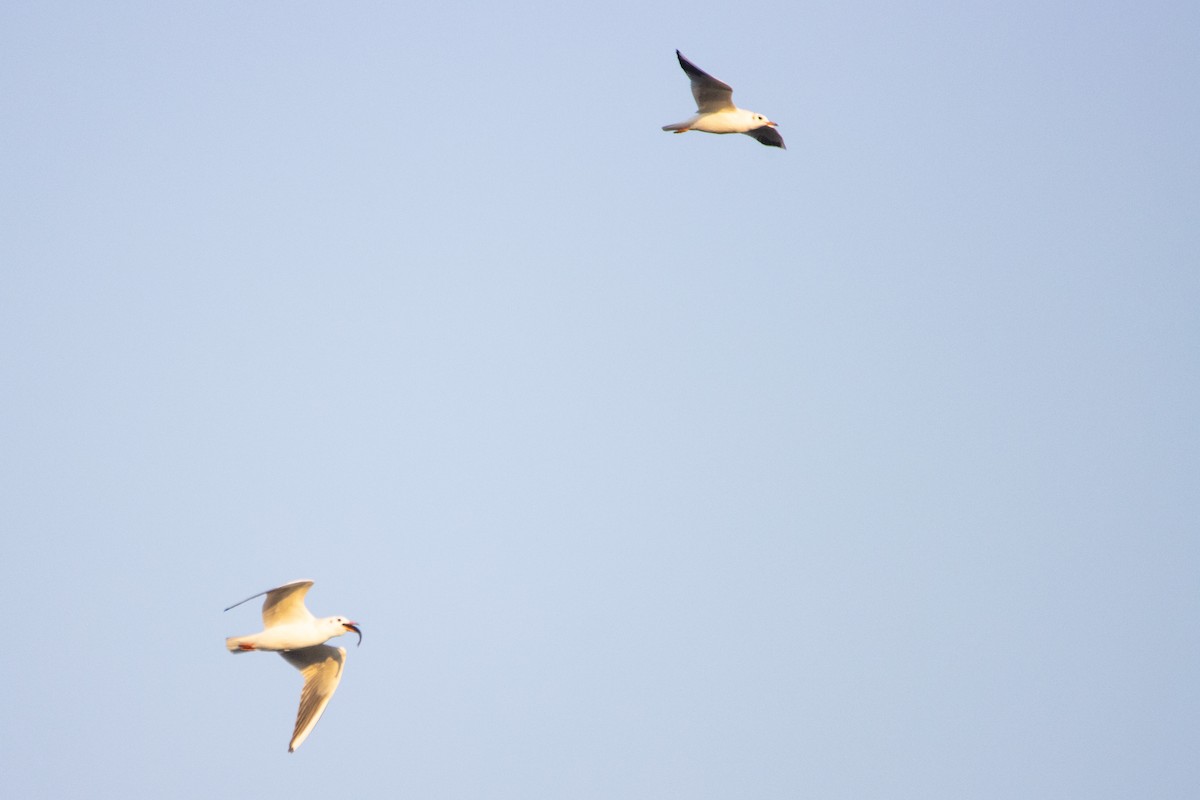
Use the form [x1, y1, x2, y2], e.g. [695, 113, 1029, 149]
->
[677, 50, 735, 113]
[224, 579, 315, 628]
[280, 644, 346, 752]
[746, 125, 786, 149]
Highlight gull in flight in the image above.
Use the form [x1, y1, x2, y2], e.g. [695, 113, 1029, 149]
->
[225, 579, 362, 752]
[662, 50, 785, 149]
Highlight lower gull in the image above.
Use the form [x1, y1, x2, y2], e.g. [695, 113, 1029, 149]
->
[225, 579, 362, 752]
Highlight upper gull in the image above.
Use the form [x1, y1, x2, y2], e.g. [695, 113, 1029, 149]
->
[662, 50, 785, 149]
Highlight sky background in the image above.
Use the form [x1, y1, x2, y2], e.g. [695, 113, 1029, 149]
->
[2, 1, 1198, 797]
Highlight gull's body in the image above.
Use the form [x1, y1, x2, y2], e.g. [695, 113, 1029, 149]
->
[224, 579, 362, 752]
[662, 50, 785, 149]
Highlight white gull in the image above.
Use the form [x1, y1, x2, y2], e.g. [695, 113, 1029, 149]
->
[225, 579, 362, 752]
[662, 50, 785, 149]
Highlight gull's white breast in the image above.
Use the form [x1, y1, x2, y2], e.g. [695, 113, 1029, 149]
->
[249, 622, 333, 651]
[691, 109, 759, 134]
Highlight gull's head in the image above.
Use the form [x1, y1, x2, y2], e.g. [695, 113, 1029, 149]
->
[751, 113, 777, 128]
[329, 616, 363, 646]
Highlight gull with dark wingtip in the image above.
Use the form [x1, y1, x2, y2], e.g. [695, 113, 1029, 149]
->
[662, 50, 785, 149]
[224, 579, 362, 752]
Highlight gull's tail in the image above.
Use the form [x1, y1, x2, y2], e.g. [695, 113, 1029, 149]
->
[226, 636, 255, 653]
[662, 122, 689, 132]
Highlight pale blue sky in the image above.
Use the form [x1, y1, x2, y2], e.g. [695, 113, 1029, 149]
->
[2, 1, 1198, 797]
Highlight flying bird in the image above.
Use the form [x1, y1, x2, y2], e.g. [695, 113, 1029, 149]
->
[662, 50, 785, 149]
[225, 579, 362, 752]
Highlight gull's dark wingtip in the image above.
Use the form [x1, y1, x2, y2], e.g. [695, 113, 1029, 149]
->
[747, 125, 786, 149]
[675, 50, 700, 76]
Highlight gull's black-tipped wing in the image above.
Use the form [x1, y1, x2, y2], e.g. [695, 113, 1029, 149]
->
[223, 579, 316, 628]
[746, 125, 786, 149]
[676, 50, 735, 113]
